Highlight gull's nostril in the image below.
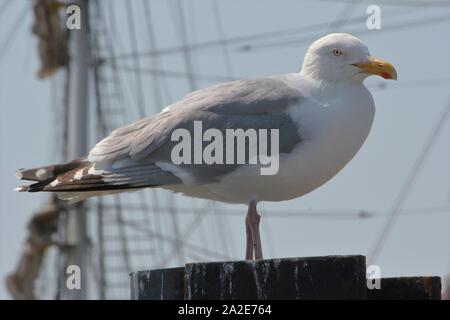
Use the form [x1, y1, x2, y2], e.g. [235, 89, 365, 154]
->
[377, 64, 384, 68]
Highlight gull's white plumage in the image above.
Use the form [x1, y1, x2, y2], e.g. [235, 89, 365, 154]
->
[16, 33, 383, 203]
[162, 74, 375, 203]
[16, 33, 397, 259]
[147, 33, 378, 204]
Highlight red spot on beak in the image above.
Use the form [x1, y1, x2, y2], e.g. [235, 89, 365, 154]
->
[380, 71, 392, 79]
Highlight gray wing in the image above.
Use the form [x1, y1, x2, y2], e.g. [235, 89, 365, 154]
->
[88, 76, 304, 184]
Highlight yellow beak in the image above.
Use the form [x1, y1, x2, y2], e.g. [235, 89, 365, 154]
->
[352, 56, 397, 80]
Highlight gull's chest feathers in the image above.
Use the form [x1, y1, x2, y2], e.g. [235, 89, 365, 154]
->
[270, 84, 376, 199]
[296, 84, 374, 146]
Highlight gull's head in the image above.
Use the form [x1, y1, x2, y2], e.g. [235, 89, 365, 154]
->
[300, 33, 397, 84]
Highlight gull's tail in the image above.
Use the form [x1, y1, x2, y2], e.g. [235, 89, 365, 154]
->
[14, 159, 116, 202]
[15, 159, 180, 203]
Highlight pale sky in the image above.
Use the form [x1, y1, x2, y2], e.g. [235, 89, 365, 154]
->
[1, 0, 450, 299]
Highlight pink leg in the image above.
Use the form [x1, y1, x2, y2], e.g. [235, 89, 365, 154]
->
[245, 201, 263, 260]
[245, 215, 253, 260]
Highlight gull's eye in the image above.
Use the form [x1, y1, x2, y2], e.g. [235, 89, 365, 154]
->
[332, 49, 343, 56]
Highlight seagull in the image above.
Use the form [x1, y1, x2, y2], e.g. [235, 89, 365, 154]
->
[15, 33, 397, 260]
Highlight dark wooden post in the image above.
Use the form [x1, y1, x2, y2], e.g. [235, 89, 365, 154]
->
[130, 255, 442, 300]
[131, 255, 367, 300]
[367, 276, 441, 300]
[185, 255, 366, 299]
[130, 267, 185, 300]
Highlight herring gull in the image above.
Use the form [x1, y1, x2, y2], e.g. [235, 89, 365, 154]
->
[16, 33, 397, 260]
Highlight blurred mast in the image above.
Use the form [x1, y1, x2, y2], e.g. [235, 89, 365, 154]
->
[60, 0, 89, 299]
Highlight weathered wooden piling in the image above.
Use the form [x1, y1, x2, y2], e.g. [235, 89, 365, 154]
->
[367, 276, 441, 300]
[130, 267, 185, 300]
[130, 255, 442, 300]
[184, 255, 366, 299]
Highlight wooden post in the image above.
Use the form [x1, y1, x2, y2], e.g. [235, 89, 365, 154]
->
[367, 276, 441, 300]
[185, 255, 366, 299]
[130, 267, 185, 300]
[130, 255, 442, 300]
[131, 255, 367, 300]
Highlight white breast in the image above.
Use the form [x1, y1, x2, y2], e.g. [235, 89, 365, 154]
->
[275, 84, 375, 200]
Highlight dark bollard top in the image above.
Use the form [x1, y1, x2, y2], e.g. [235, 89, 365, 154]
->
[131, 255, 367, 300]
[130, 255, 441, 300]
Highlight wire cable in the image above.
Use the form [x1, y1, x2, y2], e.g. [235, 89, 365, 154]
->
[368, 96, 450, 264]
